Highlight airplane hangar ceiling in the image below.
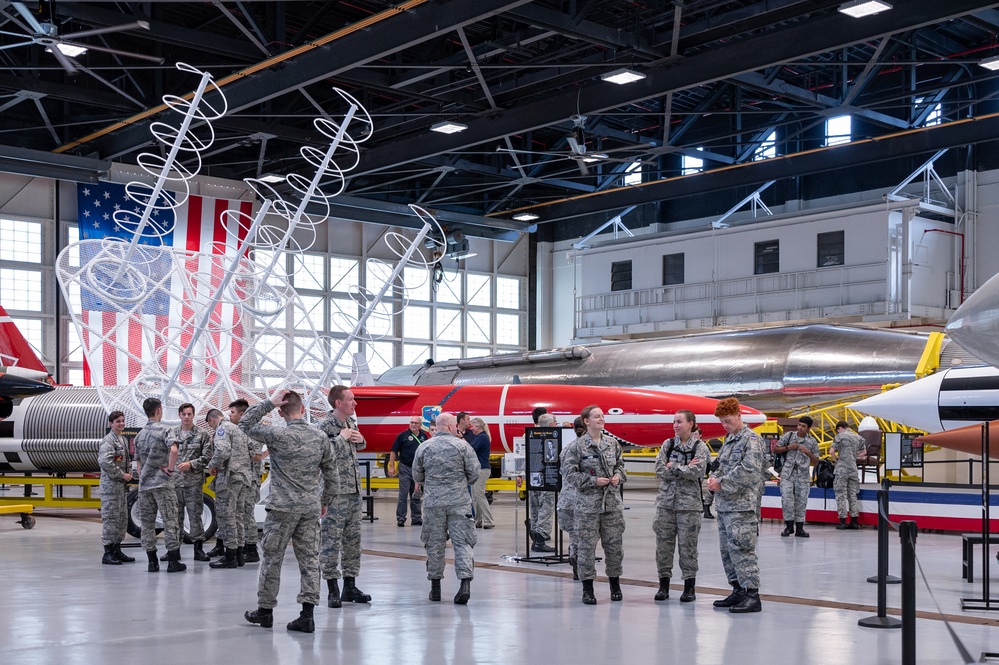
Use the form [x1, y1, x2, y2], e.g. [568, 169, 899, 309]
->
[2, 0, 999, 239]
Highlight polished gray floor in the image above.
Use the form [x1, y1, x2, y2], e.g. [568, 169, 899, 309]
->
[2, 486, 997, 665]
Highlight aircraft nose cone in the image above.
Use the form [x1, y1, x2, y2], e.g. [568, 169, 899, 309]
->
[850, 372, 946, 433]
[0, 373, 55, 398]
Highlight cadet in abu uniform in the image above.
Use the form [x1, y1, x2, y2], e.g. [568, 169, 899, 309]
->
[98, 410, 134, 565]
[318, 385, 371, 608]
[707, 397, 766, 613]
[653, 409, 710, 603]
[831, 420, 864, 530]
[413, 412, 480, 604]
[242, 390, 335, 633]
[227, 399, 264, 563]
[165, 402, 212, 563]
[207, 406, 254, 569]
[774, 416, 819, 537]
[561, 405, 627, 605]
[134, 397, 184, 573]
[557, 417, 585, 580]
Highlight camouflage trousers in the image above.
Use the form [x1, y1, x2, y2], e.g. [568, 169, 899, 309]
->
[242, 478, 260, 545]
[139, 487, 180, 552]
[257, 509, 321, 609]
[100, 483, 128, 546]
[834, 473, 860, 518]
[574, 508, 625, 581]
[652, 508, 702, 580]
[216, 482, 249, 548]
[395, 463, 422, 523]
[320, 494, 362, 579]
[471, 469, 494, 528]
[557, 504, 579, 556]
[422, 503, 477, 580]
[529, 491, 555, 540]
[780, 474, 811, 522]
[717, 510, 760, 590]
[173, 484, 205, 541]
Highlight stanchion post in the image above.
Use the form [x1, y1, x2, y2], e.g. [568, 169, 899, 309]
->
[899, 520, 917, 665]
[858, 482, 902, 628]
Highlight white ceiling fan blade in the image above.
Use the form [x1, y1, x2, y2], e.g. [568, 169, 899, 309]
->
[10, 2, 45, 35]
[61, 20, 150, 41]
[0, 28, 31, 38]
[0, 40, 34, 50]
[566, 135, 586, 156]
[63, 40, 165, 63]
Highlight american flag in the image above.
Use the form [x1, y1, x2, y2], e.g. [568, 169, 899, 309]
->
[76, 182, 255, 387]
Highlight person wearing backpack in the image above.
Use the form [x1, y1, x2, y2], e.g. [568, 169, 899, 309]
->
[830, 421, 864, 530]
[774, 416, 819, 538]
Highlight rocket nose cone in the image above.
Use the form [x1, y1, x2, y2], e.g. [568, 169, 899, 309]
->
[850, 372, 946, 433]
[946, 271, 999, 367]
[0, 373, 55, 398]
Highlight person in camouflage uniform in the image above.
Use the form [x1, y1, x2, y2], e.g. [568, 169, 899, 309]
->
[707, 397, 766, 613]
[413, 412, 480, 604]
[98, 410, 134, 565]
[318, 385, 371, 608]
[557, 416, 585, 580]
[653, 409, 710, 603]
[561, 405, 627, 605]
[165, 403, 213, 563]
[831, 420, 864, 530]
[242, 390, 335, 633]
[207, 405, 255, 569]
[134, 398, 184, 573]
[775, 416, 819, 538]
[226, 399, 264, 563]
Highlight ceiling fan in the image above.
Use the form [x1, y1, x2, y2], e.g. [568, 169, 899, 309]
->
[0, 1, 163, 74]
[497, 114, 637, 176]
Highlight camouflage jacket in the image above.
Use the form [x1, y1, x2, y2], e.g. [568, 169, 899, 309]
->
[655, 433, 710, 512]
[777, 431, 819, 481]
[831, 429, 864, 476]
[135, 420, 176, 491]
[239, 401, 334, 516]
[169, 426, 213, 488]
[210, 420, 254, 488]
[561, 432, 627, 514]
[98, 432, 131, 491]
[710, 425, 765, 513]
[412, 432, 479, 509]
[317, 413, 366, 496]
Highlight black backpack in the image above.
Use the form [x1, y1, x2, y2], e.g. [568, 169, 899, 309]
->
[813, 458, 835, 489]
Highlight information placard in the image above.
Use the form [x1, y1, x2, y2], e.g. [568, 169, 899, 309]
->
[524, 426, 562, 492]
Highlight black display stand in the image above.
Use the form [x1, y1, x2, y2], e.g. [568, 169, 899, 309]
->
[961, 422, 996, 611]
[515, 426, 568, 565]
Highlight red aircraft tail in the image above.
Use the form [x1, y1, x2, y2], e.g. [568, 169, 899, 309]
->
[0, 305, 48, 374]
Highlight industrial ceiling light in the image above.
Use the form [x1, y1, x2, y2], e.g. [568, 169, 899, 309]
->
[980, 55, 999, 71]
[48, 43, 88, 57]
[837, 0, 891, 18]
[430, 120, 468, 134]
[600, 68, 646, 85]
[512, 212, 539, 221]
[258, 173, 286, 184]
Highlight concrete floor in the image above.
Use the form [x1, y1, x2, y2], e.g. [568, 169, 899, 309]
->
[1, 486, 997, 665]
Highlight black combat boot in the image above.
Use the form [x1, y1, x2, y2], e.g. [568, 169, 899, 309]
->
[847, 516, 860, 530]
[245, 607, 273, 628]
[206, 538, 225, 557]
[581, 579, 597, 605]
[102, 544, 122, 565]
[729, 588, 762, 613]
[327, 579, 342, 608]
[713, 582, 744, 608]
[209, 548, 237, 569]
[341, 577, 371, 603]
[781, 521, 794, 537]
[160, 551, 172, 561]
[654, 577, 670, 601]
[795, 522, 810, 538]
[166, 549, 187, 573]
[703, 504, 714, 519]
[454, 578, 471, 605]
[531, 532, 555, 553]
[836, 518, 848, 530]
[236, 546, 246, 567]
[680, 578, 696, 603]
[287, 603, 315, 633]
[244, 544, 260, 562]
[113, 545, 135, 563]
[429, 579, 441, 602]
[569, 555, 578, 581]
[193, 540, 210, 561]
[146, 550, 160, 572]
[609, 577, 623, 601]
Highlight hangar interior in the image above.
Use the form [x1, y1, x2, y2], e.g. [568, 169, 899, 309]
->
[1, 1, 999, 662]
